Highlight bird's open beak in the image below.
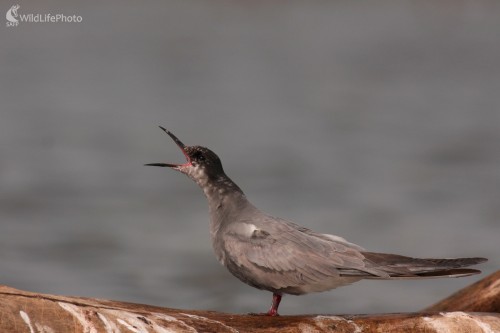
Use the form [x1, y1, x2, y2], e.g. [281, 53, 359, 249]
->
[145, 126, 191, 169]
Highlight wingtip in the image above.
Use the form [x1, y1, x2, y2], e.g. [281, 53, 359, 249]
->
[418, 268, 484, 278]
[158, 125, 168, 132]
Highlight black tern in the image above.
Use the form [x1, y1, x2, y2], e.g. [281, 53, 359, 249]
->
[146, 127, 487, 316]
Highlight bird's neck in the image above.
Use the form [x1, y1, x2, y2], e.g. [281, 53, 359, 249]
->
[199, 174, 252, 236]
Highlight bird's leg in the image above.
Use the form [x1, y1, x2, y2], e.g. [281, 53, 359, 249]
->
[249, 293, 282, 316]
[266, 293, 282, 316]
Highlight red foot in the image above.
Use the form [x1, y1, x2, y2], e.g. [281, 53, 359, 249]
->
[266, 308, 280, 317]
[269, 293, 282, 316]
[250, 293, 282, 316]
[249, 311, 279, 316]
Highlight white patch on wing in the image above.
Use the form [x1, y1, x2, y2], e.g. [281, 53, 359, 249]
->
[229, 222, 261, 238]
[243, 223, 258, 237]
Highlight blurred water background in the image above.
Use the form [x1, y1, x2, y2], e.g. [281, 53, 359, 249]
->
[1, 1, 499, 315]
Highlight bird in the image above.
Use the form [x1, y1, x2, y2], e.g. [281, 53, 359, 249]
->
[146, 126, 487, 316]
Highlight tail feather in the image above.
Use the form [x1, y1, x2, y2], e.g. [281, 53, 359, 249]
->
[360, 252, 487, 278]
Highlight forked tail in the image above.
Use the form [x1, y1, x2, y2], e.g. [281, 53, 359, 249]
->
[360, 252, 487, 279]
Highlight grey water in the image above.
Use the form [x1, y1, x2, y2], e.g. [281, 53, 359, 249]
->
[1, 1, 499, 315]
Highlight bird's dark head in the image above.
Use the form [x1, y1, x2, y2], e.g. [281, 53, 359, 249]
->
[146, 127, 224, 184]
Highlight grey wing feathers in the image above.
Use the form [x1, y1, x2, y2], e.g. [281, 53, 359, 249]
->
[221, 216, 486, 293]
[222, 216, 390, 292]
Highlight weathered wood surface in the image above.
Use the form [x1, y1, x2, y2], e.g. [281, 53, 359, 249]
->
[424, 270, 500, 313]
[1, 271, 498, 333]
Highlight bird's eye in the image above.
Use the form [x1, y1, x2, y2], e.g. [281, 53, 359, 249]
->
[193, 151, 205, 161]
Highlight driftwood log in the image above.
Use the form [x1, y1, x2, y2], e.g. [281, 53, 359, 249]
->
[0, 271, 498, 333]
[424, 270, 500, 313]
